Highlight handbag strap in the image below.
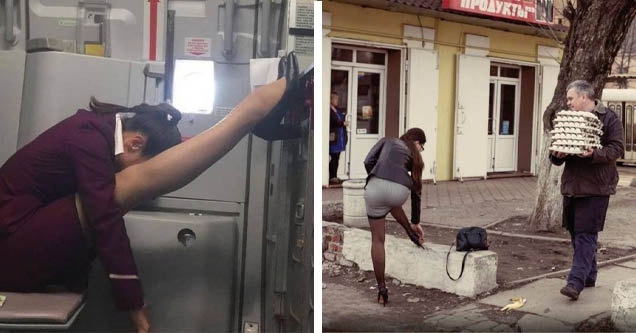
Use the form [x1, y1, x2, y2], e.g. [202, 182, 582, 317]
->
[446, 243, 471, 281]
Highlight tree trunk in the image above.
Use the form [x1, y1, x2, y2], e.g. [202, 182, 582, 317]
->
[530, 0, 636, 231]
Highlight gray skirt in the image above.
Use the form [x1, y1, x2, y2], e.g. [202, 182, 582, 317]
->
[364, 176, 410, 218]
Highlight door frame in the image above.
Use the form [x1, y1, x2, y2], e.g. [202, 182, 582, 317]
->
[324, 37, 405, 184]
[330, 42, 389, 179]
[330, 65, 353, 179]
[489, 56, 543, 175]
[488, 71, 521, 173]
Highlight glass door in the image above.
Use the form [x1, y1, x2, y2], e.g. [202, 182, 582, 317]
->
[349, 68, 385, 179]
[487, 66, 520, 173]
[493, 81, 519, 172]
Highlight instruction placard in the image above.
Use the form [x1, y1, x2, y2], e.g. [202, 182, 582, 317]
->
[295, 3, 313, 29]
[185, 37, 211, 57]
[293, 3, 313, 57]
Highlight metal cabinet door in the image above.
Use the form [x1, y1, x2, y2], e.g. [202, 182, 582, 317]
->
[0, 0, 25, 165]
[263, 128, 313, 333]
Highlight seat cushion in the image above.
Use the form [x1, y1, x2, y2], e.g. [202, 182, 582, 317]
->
[0, 292, 84, 324]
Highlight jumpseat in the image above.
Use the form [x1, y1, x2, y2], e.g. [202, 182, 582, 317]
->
[0, 292, 85, 330]
[341, 228, 498, 297]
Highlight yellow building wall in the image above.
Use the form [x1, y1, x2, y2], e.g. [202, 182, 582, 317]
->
[324, 1, 561, 181]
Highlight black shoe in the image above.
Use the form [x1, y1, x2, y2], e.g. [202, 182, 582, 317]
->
[560, 284, 580, 300]
[252, 52, 304, 141]
[585, 280, 596, 288]
[377, 286, 388, 307]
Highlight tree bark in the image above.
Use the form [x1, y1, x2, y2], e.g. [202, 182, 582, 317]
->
[530, 0, 636, 231]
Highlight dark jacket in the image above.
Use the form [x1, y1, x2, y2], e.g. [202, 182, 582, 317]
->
[364, 137, 421, 224]
[0, 110, 143, 310]
[550, 100, 625, 197]
[329, 106, 348, 147]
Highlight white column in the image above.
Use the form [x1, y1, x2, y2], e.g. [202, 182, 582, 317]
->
[322, 11, 332, 186]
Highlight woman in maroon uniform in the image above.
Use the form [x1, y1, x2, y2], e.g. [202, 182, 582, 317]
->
[0, 53, 300, 332]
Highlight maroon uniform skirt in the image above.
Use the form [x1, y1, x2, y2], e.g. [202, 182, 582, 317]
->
[0, 195, 94, 292]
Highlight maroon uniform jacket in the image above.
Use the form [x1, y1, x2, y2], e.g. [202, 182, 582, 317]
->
[0, 110, 143, 310]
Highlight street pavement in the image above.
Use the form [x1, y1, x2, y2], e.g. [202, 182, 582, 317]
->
[322, 166, 636, 331]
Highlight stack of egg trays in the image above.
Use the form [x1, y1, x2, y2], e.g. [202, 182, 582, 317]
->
[549, 110, 603, 154]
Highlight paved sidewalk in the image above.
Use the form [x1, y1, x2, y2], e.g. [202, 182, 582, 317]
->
[322, 176, 537, 207]
[324, 167, 636, 246]
[324, 166, 636, 206]
[323, 166, 636, 331]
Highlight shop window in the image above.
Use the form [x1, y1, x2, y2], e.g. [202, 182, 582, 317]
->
[490, 65, 498, 76]
[332, 47, 353, 62]
[357, 51, 385, 65]
[356, 71, 380, 135]
[500, 67, 520, 78]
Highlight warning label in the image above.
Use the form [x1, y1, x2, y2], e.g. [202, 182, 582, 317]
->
[293, 3, 314, 57]
[185, 37, 211, 57]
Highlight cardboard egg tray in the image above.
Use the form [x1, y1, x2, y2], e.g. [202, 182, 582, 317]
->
[549, 110, 603, 154]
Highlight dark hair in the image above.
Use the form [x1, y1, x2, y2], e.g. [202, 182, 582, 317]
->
[399, 127, 427, 193]
[331, 91, 338, 96]
[89, 97, 182, 157]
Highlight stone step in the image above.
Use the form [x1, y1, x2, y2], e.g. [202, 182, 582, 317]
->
[342, 228, 498, 297]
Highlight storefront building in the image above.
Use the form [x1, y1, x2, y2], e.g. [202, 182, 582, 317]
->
[322, 0, 566, 185]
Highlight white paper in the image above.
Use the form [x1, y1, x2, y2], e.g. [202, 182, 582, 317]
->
[249, 58, 281, 92]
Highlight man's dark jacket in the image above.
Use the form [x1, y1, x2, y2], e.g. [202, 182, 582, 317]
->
[550, 100, 625, 197]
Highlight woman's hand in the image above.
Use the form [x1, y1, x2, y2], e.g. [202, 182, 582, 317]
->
[130, 306, 150, 333]
[410, 224, 424, 244]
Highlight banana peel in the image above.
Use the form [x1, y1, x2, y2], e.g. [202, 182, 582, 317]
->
[500, 297, 526, 311]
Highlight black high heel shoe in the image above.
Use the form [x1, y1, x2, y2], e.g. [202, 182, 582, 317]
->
[253, 52, 305, 141]
[378, 286, 388, 307]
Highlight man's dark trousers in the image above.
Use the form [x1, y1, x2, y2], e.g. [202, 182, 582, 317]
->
[563, 196, 610, 291]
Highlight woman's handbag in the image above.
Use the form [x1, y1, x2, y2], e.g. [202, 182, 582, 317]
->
[445, 227, 489, 281]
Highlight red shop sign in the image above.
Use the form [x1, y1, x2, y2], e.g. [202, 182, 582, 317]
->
[441, 0, 555, 25]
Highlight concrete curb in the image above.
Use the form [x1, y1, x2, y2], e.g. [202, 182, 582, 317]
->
[342, 227, 498, 297]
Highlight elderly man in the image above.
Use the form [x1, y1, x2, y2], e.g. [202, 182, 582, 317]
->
[550, 80, 625, 300]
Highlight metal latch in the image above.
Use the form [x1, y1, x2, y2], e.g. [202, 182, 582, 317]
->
[273, 293, 285, 318]
[295, 200, 305, 220]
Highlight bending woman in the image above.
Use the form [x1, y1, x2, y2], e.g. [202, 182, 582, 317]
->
[0, 53, 300, 332]
[363, 128, 427, 306]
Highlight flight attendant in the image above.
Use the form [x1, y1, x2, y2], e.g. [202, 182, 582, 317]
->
[0, 52, 301, 332]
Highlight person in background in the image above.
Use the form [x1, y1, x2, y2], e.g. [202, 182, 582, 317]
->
[329, 91, 348, 185]
[363, 128, 427, 306]
[550, 80, 624, 301]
